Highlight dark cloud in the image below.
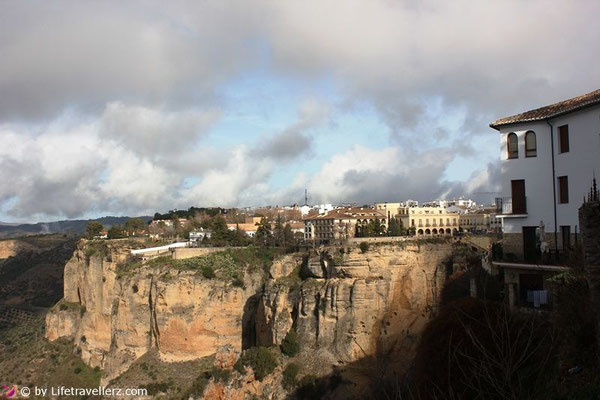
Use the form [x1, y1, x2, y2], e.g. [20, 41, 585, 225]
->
[261, 130, 312, 160]
[1, 1, 598, 220]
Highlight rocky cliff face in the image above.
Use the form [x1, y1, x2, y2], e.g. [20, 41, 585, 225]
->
[46, 239, 459, 393]
[256, 242, 452, 372]
[45, 241, 265, 383]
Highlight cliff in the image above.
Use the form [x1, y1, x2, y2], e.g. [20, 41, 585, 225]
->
[256, 242, 452, 375]
[46, 238, 463, 396]
[46, 240, 267, 383]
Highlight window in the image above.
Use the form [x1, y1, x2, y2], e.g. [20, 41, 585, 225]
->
[525, 131, 536, 157]
[559, 125, 569, 153]
[507, 132, 518, 159]
[558, 176, 569, 204]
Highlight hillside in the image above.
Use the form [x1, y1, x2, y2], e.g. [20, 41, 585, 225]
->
[0, 216, 152, 238]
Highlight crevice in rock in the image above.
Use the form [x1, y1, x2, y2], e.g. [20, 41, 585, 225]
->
[148, 276, 160, 350]
[242, 293, 261, 350]
[314, 292, 321, 345]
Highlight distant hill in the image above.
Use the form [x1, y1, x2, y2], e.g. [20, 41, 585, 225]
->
[0, 216, 152, 238]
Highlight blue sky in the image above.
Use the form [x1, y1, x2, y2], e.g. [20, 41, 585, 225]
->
[0, 0, 599, 222]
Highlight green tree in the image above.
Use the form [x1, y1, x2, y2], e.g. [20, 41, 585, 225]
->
[281, 330, 300, 357]
[107, 225, 126, 239]
[86, 221, 104, 239]
[273, 215, 285, 247]
[254, 218, 272, 247]
[124, 218, 146, 235]
[234, 347, 277, 381]
[387, 217, 404, 236]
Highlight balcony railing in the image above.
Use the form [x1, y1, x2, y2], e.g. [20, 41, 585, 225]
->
[495, 197, 527, 215]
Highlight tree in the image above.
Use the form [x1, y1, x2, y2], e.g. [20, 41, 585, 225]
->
[281, 330, 300, 356]
[86, 221, 104, 239]
[387, 217, 404, 236]
[273, 215, 285, 247]
[107, 225, 126, 239]
[124, 218, 146, 235]
[254, 218, 272, 247]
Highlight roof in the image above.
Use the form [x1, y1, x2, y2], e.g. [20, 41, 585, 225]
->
[490, 89, 600, 130]
[303, 207, 386, 221]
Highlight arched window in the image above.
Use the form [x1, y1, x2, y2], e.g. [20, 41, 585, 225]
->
[525, 131, 537, 157]
[507, 132, 518, 159]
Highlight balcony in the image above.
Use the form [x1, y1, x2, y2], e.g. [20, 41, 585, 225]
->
[495, 197, 527, 216]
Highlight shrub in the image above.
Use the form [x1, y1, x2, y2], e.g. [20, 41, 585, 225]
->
[59, 303, 68, 311]
[282, 363, 300, 390]
[73, 366, 82, 374]
[234, 346, 278, 381]
[359, 242, 369, 253]
[281, 330, 300, 357]
[296, 374, 329, 399]
[201, 265, 216, 279]
[142, 382, 171, 396]
[208, 367, 232, 383]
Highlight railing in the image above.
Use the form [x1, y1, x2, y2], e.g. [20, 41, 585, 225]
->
[495, 197, 527, 215]
[491, 242, 570, 266]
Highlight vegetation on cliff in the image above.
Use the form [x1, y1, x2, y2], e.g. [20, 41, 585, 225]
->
[0, 314, 101, 389]
[116, 246, 279, 285]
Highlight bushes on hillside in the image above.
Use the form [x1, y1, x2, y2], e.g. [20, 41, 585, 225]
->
[234, 346, 278, 381]
[281, 330, 300, 357]
[411, 297, 558, 400]
[282, 363, 300, 390]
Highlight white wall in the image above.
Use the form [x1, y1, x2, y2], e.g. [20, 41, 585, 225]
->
[497, 105, 600, 236]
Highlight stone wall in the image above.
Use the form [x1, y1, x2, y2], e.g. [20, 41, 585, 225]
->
[502, 232, 523, 258]
[580, 201, 600, 359]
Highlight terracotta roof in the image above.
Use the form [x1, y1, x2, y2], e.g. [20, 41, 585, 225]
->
[490, 89, 600, 130]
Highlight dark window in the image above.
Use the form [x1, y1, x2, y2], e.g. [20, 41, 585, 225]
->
[559, 125, 569, 153]
[525, 131, 537, 157]
[507, 132, 518, 159]
[558, 176, 569, 204]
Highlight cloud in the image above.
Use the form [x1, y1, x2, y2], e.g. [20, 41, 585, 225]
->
[264, 0, 600, 133]
[0, 1, 262, 120]
[258, 99, 329, 160]
[100, 102, 221, 158]
[1, 1, 599, 220]
[305, 144, 499, 205]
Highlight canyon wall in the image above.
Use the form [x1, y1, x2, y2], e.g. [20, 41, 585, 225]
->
[45, 241, 265, 383]
[46, 239, 459, 389]
[257, 242, 452, 370]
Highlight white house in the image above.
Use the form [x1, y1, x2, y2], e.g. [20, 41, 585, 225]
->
[189, 228, 212, 243]
[490, 88, 600, 261]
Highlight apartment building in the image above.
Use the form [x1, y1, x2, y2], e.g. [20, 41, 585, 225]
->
[490, 88, 600, 261]
[406, 206, 461, 236]
[304, 207, 386, 243]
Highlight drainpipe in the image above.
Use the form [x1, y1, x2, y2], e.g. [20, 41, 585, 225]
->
[546, 119, 559, 252]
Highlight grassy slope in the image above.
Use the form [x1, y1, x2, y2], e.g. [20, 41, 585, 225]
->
[0, 314, 102, 389]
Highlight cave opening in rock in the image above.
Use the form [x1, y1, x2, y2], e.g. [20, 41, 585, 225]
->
[242, 293, 260, 350]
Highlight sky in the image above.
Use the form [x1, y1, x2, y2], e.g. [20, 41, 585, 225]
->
[1, 0, 600, 223]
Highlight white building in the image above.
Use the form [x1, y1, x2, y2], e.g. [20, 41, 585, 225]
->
[406, 206, 461, 236]
[189, 228, 212, 243]
[299, 205, 312, 216]
[490, 88, 600, 261]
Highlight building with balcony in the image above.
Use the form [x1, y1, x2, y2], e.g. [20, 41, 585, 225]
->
[406, 206, 460, 236]
[490, 88, 600, 262]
